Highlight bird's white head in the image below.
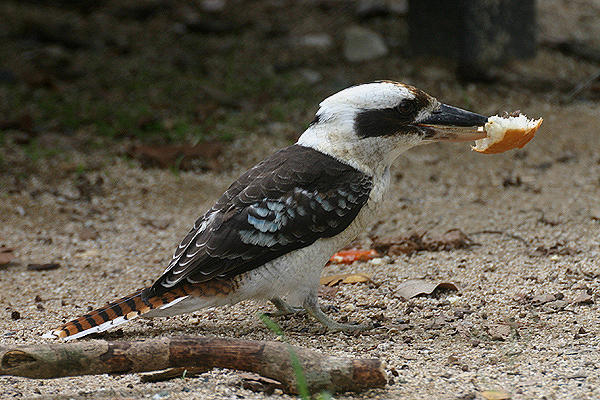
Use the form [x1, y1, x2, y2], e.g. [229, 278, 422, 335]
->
[297, 81, 487, 176]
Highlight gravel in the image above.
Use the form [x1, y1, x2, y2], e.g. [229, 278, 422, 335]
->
[2, 0, 600, 397]
[1, 100, 600, 399]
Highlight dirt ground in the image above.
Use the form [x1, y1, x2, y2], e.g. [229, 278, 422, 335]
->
[1, 1, 600, 399]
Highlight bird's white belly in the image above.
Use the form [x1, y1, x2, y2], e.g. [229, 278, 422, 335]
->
[232, 219, 369, 305]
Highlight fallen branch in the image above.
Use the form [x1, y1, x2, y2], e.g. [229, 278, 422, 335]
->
[0, 336, 386, 395]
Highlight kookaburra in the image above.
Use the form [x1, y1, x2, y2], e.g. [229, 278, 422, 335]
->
[45, 81, 488, 340]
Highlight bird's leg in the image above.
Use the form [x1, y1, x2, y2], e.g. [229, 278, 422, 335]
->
[266, 297, 336, 318]
[303, 291, 377, 332]
[265, 297, 305, 317]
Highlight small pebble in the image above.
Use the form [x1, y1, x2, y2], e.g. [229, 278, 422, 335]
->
[448, 355, 460, 365]
[343, 303, 356, 312]
[377, 342, 391, 351]
[369, 257, 385, 265]
[151, 391, 170, 400]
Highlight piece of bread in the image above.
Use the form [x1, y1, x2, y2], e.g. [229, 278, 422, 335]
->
[472, 113, 543, 154]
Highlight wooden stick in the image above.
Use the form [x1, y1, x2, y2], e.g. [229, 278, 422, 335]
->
[0, 336, 386, 395]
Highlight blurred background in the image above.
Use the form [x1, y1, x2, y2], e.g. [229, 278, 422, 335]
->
[0, 0, 599, 179]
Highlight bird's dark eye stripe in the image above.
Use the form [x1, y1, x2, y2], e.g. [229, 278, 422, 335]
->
[355, 107, 417, 138]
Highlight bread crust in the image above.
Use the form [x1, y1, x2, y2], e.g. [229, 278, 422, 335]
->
[472, 114, 542, 154]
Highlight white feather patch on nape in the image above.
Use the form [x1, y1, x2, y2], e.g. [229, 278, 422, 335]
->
[317, 81, 415, 114]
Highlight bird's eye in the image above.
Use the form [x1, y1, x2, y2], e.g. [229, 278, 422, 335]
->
[397, 100, 416, 115]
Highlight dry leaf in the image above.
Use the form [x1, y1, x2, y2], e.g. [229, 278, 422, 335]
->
[141, 217, 173, 230]
[79, 227, 99, 241]
[447, 355, 460, 365]
[320, 274, 346, 286]
[126, 141, 223, 171]
[429, 314, 448, 329]
[395, 279, 459, 300]
[319, 273, 372, 287]
[239, 372, 282, 394]
[0, 245, 16, 266]
[317, 285, 340, 300]
[481, 389, 511, 400]
[530, 242, 578, 256]
[572, 292, 593, 304]
[328, 249, 378, 264]
[239, 372, 281, 386]
[486, 323, 512, 341]
[544, 300, 568, 310]
[372, 231, 426, 255]
[27, 263, 61, 271]
[373, 229, 476, 256]
[531, 293, 556, 305]
[341, 273, 372, 284]
[74, 249, 100, 258]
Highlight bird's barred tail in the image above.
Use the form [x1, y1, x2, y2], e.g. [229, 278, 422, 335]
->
[42, 285, 192, 341]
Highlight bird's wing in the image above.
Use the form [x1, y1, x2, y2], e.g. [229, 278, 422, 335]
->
[148, 145, 372, 297]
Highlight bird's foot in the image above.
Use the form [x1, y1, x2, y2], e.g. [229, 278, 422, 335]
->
[304, 298, 379, 332]
[266, 296, 378, 332]
[264, 297, 306, 317]
[265, 297, 334, 318]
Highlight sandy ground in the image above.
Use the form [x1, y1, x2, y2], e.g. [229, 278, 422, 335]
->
[2, 0, 600, 399]
[1, 96, 600, 400]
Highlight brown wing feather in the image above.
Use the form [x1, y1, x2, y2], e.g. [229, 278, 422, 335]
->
[146, 145, 372, 298]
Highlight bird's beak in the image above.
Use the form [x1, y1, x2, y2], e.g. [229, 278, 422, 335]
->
[417, 104, 488, 143]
